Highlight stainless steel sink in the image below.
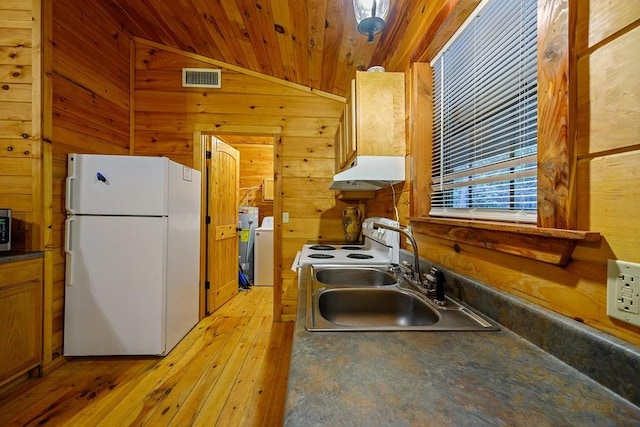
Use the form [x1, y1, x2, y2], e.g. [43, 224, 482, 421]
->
[314, 267, 398, 286]
[305, 265, 500, 332]
[318, 288, 439, 327]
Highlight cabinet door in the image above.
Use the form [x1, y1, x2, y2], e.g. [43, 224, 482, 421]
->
[335, 118, 345, 170]
[345, 79, 357, 165]
[0, 279, 42, 384]
[355, 71, 405, 156]
[336, 79, 357, 171]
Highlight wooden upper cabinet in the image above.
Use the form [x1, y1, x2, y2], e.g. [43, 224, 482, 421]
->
[336, 71, 406, 171]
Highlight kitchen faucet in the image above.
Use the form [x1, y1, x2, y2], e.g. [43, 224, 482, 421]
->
[373, 222, 426, 292]
[374, 221, 447, 305]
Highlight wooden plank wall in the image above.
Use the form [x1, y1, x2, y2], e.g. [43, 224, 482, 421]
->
[280, 136, 350, 318]
[47, 0, 131, 361]
[366, 2, 640, 345]
[133, 40, 346, 320]
[574, 2, 639, 261]
[0, 0, 41, 252]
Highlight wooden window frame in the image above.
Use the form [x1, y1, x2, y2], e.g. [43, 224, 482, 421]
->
[408, 0, 600, 266]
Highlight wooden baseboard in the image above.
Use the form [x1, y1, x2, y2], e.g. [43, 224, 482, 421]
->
[41, 353, 66, 375]
[0, 371, 33, 398]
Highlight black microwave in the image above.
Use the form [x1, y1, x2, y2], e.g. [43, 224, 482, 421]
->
[0, 209, 10, 251]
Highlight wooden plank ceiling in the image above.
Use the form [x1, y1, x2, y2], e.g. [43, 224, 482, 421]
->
[106, 0, 441, 98]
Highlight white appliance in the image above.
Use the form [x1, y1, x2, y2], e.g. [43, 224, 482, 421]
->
[294, 217, 400, 268]
[254, 216, 274, 286]
[330, 156, 405, 191]
[63, 154, 201, 356]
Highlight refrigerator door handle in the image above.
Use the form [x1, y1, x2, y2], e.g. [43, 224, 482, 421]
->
[66, 175, 75, 214]
[65, 217, 74, 285]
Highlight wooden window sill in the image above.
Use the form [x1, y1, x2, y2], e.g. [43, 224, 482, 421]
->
[408, 217, 601, 266]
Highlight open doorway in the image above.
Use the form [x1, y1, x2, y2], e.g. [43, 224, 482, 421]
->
[217, 134, 275, 291]
[193, 127, 280, 319]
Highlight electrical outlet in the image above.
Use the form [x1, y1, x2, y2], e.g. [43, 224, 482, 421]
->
[282, 212, 289, 224]
[607, 260, 640, 327]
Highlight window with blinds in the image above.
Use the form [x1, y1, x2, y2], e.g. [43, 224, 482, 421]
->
[430, 0, 537, 223]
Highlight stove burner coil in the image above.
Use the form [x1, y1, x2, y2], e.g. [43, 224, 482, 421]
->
[341, 246, 363, 250]
[346, 253, 374, 260]
[308, 245, 336, 251]
[308, 253, 335, 259]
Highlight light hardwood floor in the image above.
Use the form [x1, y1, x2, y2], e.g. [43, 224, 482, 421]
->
[0, 287, 293, 426]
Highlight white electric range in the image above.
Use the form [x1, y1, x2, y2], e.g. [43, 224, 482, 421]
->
[293, 217, 400, 268]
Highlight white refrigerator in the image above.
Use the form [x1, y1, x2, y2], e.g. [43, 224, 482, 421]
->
[63, 154, 201, 356]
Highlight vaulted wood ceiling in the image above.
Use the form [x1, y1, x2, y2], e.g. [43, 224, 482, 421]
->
[106, 0, 450, 98]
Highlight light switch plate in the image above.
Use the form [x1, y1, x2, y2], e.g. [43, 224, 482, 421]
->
[607, 259, 640, 327]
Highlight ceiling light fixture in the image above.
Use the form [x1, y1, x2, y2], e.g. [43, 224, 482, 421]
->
[353, 0, 390, 43]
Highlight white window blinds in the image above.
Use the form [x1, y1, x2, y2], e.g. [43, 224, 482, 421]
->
[430, 0, 538, 223]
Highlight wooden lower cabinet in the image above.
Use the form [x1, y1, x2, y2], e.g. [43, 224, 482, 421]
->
[0, 258, 43, 386]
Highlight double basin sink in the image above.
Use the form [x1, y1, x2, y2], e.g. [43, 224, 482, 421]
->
[304, 265, 500, 332]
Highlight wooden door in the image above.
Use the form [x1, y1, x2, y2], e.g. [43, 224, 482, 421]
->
[206, 137, 240, 313]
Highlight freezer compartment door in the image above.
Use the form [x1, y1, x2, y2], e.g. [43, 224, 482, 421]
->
[64, 216, 168, 355]
[66, 153, 169, 216]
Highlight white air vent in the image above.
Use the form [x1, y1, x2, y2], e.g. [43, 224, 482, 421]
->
[182, 68, 221, 88]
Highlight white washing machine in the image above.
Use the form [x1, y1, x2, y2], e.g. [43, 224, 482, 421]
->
[254, 217, 274, 286]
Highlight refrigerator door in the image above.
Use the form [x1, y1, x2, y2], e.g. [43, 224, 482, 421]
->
[66, 154, 169, 216]
[64, 215, 167, 355]
[165, 161, 201, 352]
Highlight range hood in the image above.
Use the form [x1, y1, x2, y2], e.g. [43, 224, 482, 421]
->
[330, 156, 405, 191]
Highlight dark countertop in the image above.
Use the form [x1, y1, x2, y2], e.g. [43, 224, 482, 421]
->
[0, 250, 44, 265]
[285, 265, 640, 426]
